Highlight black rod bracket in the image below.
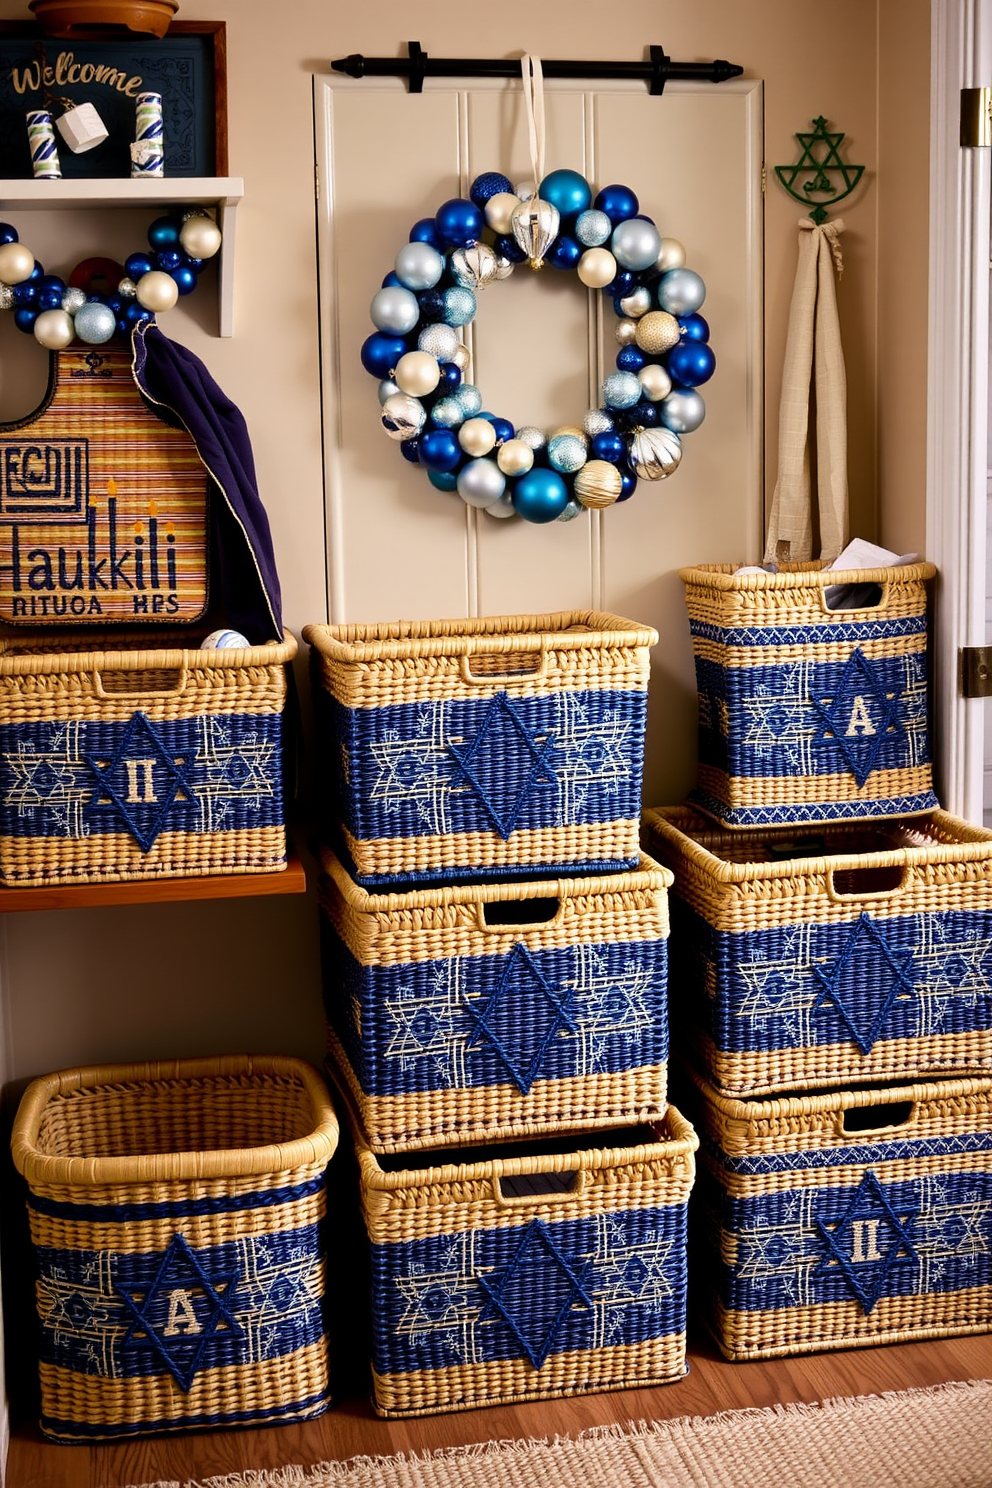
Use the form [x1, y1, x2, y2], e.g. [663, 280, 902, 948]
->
[331, 43, 744, 95]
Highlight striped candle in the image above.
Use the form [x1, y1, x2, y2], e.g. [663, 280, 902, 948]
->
[131, 91, 164, 178]
[26, 110, 61, 180]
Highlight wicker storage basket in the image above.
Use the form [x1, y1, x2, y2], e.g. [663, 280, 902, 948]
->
[10, 1055, 339, 1442]
[644, 806, 992, 1097]
[683, 1063, 992, 1361]
[680, 560, 938, 828]
[0, 629, 296, 885]
[334, 1071, 697, 1417]
[303, 611, 657, 886]
[319, 842, 672, 1153]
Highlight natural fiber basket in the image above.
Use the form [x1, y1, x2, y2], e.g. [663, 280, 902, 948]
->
[645, 806, 992, 1096]
[303, 611, 657, 886]
[680, 560, 938, 828]
[682, 1062, 992, 1361]
[319, 842, 672, 1152]
[0, 629, 296, 885]
[11, 1054, 339, 1442]
[332, 1065, 697, 1417]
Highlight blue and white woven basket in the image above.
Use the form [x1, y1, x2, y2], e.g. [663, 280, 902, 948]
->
[680, 561, 938, 828]
[333, 1077, 697, 1418]
[645, 806, 992, 1097]
[303, 611, 657, 886]
[10, 1056, 340, 1442]
[685, 1063, 992, 1360]
[319, 843, 672, 1152]
[0, 630, 295, 885]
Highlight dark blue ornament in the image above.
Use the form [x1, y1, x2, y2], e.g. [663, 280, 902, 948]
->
[470, 172, 513, 207]
[37, 274, 64, 297]
[493, 233, 527, 265]
[409, 217, 443, 248]
[419, 428, 461, 472]
[617, 466, 638, 502]
[417, 289, 446, 322]
[381, 271, 402, 289]
[489, 416, 514, 444]
[105, 294, 124, 314]
[28, 262, 43, 281]
[13, 306, 38, 333]
[125, 253, 155, 280]
[591, 430, 626, 464]
[607, 270, 636, 298]
[0, 222, 17, 244]
[172, 266, 198, 295]
[37, 287, 64, 311]
[616, 345, 645, 373]
[668, 341, 716, 388]
[631, 400, 659, 426]
[539, 169, 592, 220]
[184, 256, 205, 274]
[400, 437, 421, 463]
[360, 332, 408, 378]
[125, 301, 153, 325]
[594, 184, 639, 224]
[512, 468, 569, 523]
[678, 312, 710, 343]
[155, 249, 184, 273]
[12, 283, 37, 306]
[437, 361, 462, 392]
[147, 215, 181, 251]
[116, 315, 131, 337]
[434, 198, 485, 249]
[548, 235, 582, 270]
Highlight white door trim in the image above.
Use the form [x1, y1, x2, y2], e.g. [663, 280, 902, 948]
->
[928, 0, 992, 821]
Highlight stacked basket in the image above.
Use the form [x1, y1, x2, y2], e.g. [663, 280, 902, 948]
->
[304, 611, 698, 1416]
[644, 558, 992, 1361]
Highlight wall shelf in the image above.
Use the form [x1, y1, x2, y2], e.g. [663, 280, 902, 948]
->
[0, 849, 306, 912]
[0, 176, 243, 336]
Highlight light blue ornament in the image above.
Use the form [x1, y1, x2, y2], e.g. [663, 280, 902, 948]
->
[430, 397, 463, 428]
[601, 370, 642, 409]
[73, 300, 117, 345]
[370, 284, 420, 335]
[428, 468, 458, 492]
[661, 388, 706, 433]
[377, 377, 401, 405]
[457, 457, 506, 508]
[443, 286, 476, 326]
[512, 468, 569, 523]
[201, 629, 250, 650]
[547, 433, 587, 474]
[455, 383, 483, 417]
[575, 209, 612, 248]
[611, 218, 663, 272]
[657, 267, 706, 315]
[394, 240, 444, 291]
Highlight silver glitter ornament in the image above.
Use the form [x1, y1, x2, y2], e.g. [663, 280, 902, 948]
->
[628, 425, 683, 480]
[583, 408, 614, 439]
[380, 392, 426, 442]
[547, 433, 587, 474]
[417, 323, 458, 362]
[451, 344, 471, 372]
[510, 195, 560, 270]
[0, 282, 14, 311]
[556, 499, 585, 522]
[431, 397, 463, 428]
[451, 242, 499, 291]
[619, 286, 652, 320]
[112, 280, 135, 303]
[516, 425, 547, 453]
[575, 208, 612, 247]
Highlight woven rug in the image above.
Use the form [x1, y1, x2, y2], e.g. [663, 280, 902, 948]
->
[131, 1377, 991, 1488]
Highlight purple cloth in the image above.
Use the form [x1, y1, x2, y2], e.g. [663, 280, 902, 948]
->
[131, 322, 283, 643]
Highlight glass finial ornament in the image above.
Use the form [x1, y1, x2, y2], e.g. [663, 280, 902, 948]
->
[361, 54, 716, 524]
[774, 116, 865, 224]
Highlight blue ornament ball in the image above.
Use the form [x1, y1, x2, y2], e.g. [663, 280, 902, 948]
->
[667, 340, 716, 388]
[0, 222, 18, 245]
[28, 262, 44, 281]
[155, 249, 184, 273]
[147, 215, 181, 252]
[12, 283, 36, 306]
[539, 169, 592, 220]
[13, 306, 38, 333]
[489, 416, 514, 444]
[428, 468, 459, 492]
[125, 252, 155, 280]
[492, 233, 527, 265]
[434, 197, 485, 249]
[37, 286, 64, 311]
[437, 361, 462, 392]
[419, 427, 462, 472]
[105, 294, 123, 315]
[125, 300, 153, 325]
[594, 184, 639, 224]
[381, 271, 402, 288]
[513, 468, 569, 523]
[616, 346, 645, 373]
[409, 217, 443, 248]
[74, 300, 117, 345]
[678, 312, 710, 343]
[470, 172, 513, 207]
[400, 437, 422, 464]
[360, 332, 408, 378]
[417, 289, 446, 323]
[201, 629, 251, 650]
[617, 467, 638, 502]
[591, 430, 626, 464]
[631, 399, 660, 427]
[548, 235, 581, 271]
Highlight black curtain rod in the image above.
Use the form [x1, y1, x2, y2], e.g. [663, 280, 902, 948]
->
[331, 43, 744, 95]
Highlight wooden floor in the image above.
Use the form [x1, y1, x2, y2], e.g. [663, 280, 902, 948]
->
[7, 1326, 992, 1487]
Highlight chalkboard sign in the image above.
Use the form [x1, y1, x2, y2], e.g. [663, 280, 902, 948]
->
[0, 21, 227, 179]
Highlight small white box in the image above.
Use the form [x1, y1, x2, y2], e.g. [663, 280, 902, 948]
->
[55, 103, 108, 154]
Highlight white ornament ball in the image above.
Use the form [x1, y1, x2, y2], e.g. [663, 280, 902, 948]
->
[201, 628, 250, 650]
[484, 191, 521, 235]
[656, 237, 686, 272]
[179, 215, 222, 260]
[458, 416, 497, 456]
[615, 318, 638, 346]
[73, 300, 117, 344]
[394, 350, 441, 398]
[136, 270, 179, 312]
[0, 241, 35, 285]
[33, 308, 75, 350]
[638, 363, 673, 402]
[577, 247, 617, 289]
[496, 438, 535, 476]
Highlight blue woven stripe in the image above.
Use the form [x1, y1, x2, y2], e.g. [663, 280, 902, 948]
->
[670, 901, 992, 1056]
[35, 1225, 327, 1381]
[0, 712, 284, 841]
[322, 927, 668, 1097]
[40, 1385, 332, 1441]
[697, 1162, 992, 1315]
[27, 1174, 324, 1224]
[371, 1204, 687, 1377]
[324, 687, 646, 844]
[688, 614, 927, 647]
[701, 1127, 992, 1176]
[688, 787, 939, 828]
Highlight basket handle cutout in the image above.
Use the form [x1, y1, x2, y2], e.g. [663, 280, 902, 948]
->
[480, 897, 562, 929]
[496, 1169, 583, 1203]
[841, 1099, 915, 1135]
[460, 648, 547, 685]
[94, 666, 188, 698]
[827, 864, 908, 900]
[818, 580, 888, 614]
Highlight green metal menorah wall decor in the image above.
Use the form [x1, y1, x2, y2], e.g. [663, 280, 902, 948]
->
[774, 117, 865, 222]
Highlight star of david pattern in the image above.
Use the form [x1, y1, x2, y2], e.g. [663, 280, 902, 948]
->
[812, 913, 916, 1054]
[118, 1233, 244, 1389]
[814, 1172, 919, 1313]
[812, 649, 903, 787]
[3, 721, 91, 837]
[774, 116, 866, 223]
[366, 691, 635, 837]
[85, 712, 199, 851]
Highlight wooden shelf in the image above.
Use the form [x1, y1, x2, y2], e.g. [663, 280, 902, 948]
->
[0, 176, 244, 336]
[0, 850, 306, 912]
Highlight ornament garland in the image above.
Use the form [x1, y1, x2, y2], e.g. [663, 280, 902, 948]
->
[0, 208, 222, 349]
[363, 168, 715, 524]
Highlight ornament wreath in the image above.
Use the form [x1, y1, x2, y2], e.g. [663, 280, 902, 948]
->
[363, 167, 716, 525]
[0, 208, 222, 349]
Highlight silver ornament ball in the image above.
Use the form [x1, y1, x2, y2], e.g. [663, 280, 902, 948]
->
[417, 323, 459, 362]
[457, 457, 506, 508]
[583, 408, 614, 439]
[380, 392, 426, 441]
[661, 388, 707, 433]
[601, 370, 642, 409]
[492, 253, 515, 281]
[112, 280, 135, 303]
[377, 377, 401, 405]
[611, 217, 662, 272]
[657, 267, 706, 316]
[394, 239, 445, 291]
[430, 397, 463, 428]
[619, 286, 652, 319]
[516, 425, 547, 453]
[0, 282, 14, 311]
[370, 284, 421, 335]
[629, 425, 683, 480]
[451, 242, 499, 291]
[557, 499, 585, 523]
[484, 491, 518, 519]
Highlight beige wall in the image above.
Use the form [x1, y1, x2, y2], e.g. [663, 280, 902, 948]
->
[0, 0, 931, 1084]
